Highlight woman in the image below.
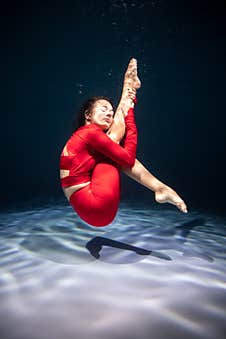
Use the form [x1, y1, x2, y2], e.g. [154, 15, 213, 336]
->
[60, 59, 187, 227]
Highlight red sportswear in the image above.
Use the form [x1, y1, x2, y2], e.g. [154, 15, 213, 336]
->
[60, 106, 137, 226]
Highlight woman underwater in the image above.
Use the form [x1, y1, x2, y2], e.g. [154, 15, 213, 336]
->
[60, 58, 187, 227]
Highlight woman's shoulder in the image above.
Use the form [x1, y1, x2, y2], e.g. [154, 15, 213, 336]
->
[72, 124, 102, 140]
[76, 124, 102, 134]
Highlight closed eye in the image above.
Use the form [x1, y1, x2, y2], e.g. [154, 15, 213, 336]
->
[100, 105, 113, 115]
[101, 105, 108, 111]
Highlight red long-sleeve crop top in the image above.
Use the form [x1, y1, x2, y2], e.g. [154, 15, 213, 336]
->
[60, 106, 137, 188]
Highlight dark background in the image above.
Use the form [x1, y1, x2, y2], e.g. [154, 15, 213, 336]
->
[1, 0, 226, 214]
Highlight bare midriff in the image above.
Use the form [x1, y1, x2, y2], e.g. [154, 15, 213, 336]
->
[62, 181, 90, 201]
[60, 146, 90, 201]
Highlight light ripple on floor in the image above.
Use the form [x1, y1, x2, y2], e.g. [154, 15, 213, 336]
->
[0, 202, 226, 339]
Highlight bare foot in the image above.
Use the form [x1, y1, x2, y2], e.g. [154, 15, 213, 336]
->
[118, 58, 141, 117]
[123, 58, 141, 90]
[155, 186, 188, 213]
[107, 58, 141, 142]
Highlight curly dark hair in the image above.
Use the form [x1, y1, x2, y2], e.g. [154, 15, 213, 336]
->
[72, 96, 114, 130]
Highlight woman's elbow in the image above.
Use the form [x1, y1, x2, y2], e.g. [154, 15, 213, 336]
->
[122, 157, 135, 169]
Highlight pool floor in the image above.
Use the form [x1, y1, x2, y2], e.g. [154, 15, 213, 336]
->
[0, 202, 225, 339]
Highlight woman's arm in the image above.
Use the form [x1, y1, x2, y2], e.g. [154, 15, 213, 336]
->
[123, 159, 188, 213]
[77, 107, 137, 169]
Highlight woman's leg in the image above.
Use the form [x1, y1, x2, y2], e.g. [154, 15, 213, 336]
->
[123, 159, 188, 213]
[69, 162, 120, 227]
[109, 60, 187, 213]
[107, 58, 141, 143]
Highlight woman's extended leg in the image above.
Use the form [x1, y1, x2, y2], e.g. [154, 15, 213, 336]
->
[123, 159, 188, 213]
[107, 58, 140, 143]
[108, 60, 187, 213]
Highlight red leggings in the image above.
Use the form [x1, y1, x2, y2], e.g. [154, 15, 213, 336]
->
[69, 162, 120, 227]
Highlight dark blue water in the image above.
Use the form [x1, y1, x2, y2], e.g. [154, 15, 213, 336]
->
[0, 202, 225, 339]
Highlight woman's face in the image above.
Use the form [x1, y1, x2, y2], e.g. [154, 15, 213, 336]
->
[86, 99, 114, 130]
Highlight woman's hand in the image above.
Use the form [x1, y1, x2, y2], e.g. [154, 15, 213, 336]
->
[127, 88, 136, 102]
